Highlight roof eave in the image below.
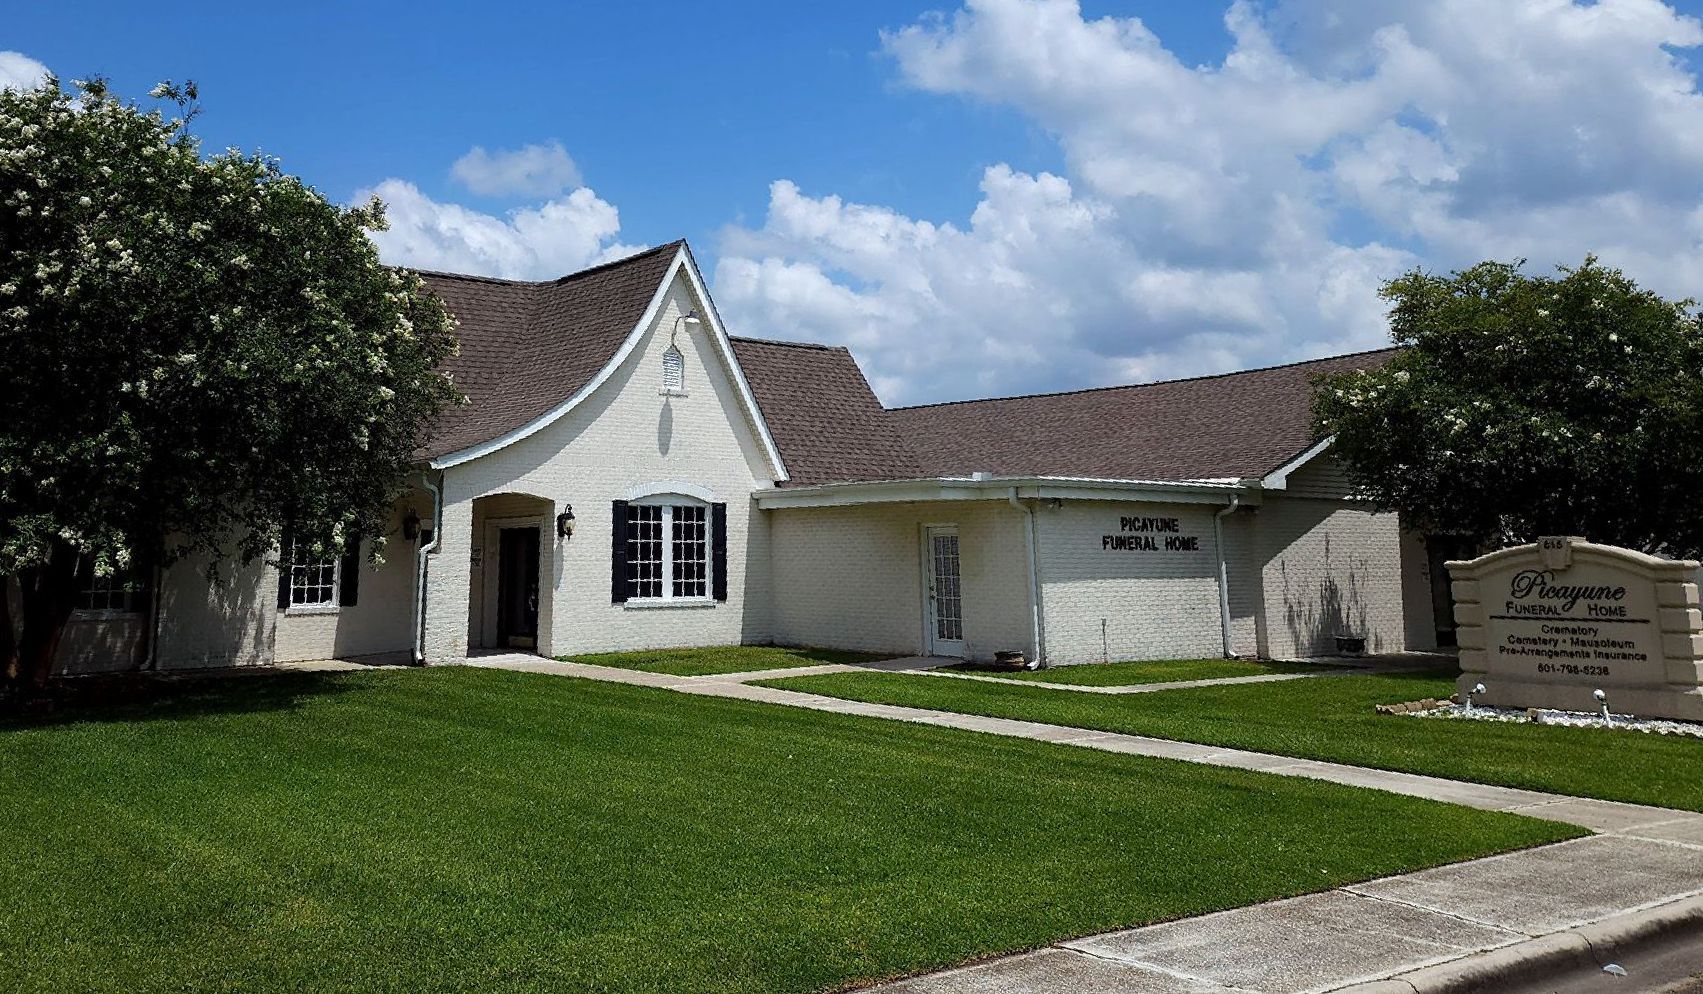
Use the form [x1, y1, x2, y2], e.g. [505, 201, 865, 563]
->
[755, 474, 1257, 510]
[1259, 436, 1334, 491]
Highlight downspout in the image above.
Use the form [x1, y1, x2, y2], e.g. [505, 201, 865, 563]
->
[413, 471, 442, 665]
[143, 562, 164, 671]
[1213, 494, 1241, 658]
[1008, 488, 1044, 668]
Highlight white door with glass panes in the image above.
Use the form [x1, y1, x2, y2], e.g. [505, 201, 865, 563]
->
[924, 526, 965, 657]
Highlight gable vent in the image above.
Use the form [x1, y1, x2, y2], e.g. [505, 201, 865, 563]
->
[662, 344, 685, 393]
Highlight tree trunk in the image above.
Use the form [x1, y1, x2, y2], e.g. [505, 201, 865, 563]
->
[0, 576, 18, 684]
[14, 542, 81, 690]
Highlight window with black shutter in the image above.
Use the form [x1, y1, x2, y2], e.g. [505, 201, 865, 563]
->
[611, 500, 630, 603]
[339, 542, 361, 607]
[711, 503, 727, 602]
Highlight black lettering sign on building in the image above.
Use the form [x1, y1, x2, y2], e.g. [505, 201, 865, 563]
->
[1102, 516, 1201, 553]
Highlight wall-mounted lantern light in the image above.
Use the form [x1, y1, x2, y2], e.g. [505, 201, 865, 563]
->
[557, 504, 576, 539]
[674, 309, 702, 340]
[402, 508, 422, 541]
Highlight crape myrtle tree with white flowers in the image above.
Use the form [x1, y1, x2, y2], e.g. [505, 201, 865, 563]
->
[0, 78, 460, 690]
[1315, 258, 1703, 558]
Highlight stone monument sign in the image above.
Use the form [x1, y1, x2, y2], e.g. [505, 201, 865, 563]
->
[1448, 536, 1703, 721]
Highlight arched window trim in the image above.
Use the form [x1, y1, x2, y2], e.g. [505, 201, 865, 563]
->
[622, 480, 716, 503]
[628, 492, 707, 508]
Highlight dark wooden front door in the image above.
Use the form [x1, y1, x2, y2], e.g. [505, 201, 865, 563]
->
[497, 527, 541, 650]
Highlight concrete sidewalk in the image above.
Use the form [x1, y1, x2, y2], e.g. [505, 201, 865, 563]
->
[912, 666, 1346, 694]
[463, 653, 1703, 993]
[464, 654, 1690, 832]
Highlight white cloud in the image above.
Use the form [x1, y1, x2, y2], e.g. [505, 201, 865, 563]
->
[715, 0, 1703, 404]
[0, 51, 49, 91]
[357, 178, 643, 280]
[450, 141, 582, 198]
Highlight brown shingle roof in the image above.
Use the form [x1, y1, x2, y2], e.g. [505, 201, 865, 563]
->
[731, 337, 922, 486]
[412, 238, 1390, 487]
[417, 241, 681, 460]
[888, 348, 1398, 483]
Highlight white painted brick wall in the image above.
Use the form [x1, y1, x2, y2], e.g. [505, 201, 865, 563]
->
[423, 273, 777, 663]
[1034, 500, 1225, 665]
[1283, 453, 1360, 500]
[1399, 527, 1439, 651]
[50, 614, 146, 674]
[768, 500, 1032, 660]
[1256, 497, 1411, 658]
[154, 549, 275, 669]
[1222, 508, 1264, 657]
[273, 486, 428, 663]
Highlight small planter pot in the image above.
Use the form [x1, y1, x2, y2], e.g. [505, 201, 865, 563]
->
[991, 650, 1028, 672]
[1335, 635, 1367, 656]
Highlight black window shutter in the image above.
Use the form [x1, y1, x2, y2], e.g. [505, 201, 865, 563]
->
[611, 500, 629, 603]
[276, 529, 293, 609]
[711, 502, 728, 602]
[339, 540, 361, 607]
[128, 556, 153, 615]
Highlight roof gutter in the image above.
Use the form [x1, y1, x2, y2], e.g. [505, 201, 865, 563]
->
[755, 474, 1249, 510]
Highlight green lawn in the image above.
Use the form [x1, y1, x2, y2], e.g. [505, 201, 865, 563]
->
[958, 657, 1331, 687]
[560, 644, 891, 676]
[0, 667, 1576, 994]
[762, 669, 1703, 812]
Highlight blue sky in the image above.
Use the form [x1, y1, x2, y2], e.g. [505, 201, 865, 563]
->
[7, 2, 1070, 252]
[9, 1, 1703, 405]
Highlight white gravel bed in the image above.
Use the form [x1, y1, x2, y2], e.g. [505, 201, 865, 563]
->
[1404, 702, 1703, 738]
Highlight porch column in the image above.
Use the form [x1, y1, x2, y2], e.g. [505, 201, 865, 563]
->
[423, 496, 473, 664]
[536, 498, 557, 659]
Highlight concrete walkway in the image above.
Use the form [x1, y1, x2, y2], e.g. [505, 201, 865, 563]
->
[461, 653, 1703, 993]
[914, 665, 1357, 695]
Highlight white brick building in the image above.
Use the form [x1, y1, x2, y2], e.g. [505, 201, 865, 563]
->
[51, 241, 1449, 675]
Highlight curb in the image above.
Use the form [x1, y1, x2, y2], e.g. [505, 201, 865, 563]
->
[1331, 893, 1703, 993]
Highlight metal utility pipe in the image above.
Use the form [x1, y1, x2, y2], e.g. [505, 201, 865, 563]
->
[1008, 488, 1044, 668]
[1214, 495, 1241, 658]
[413, 472, 442, 665]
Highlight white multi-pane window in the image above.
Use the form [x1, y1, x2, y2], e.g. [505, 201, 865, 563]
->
[289, 543, 340, 609]
[627, 501, 709, 601]
[626, 505, 665, 600]
[671, 505, 707, 598]
[75, 556, 144, 614]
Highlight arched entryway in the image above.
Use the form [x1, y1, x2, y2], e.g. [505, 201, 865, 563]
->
[468, 492, 554, 655]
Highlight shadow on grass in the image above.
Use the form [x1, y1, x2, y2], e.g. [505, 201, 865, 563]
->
[1368, 667, 1461, 686]
[559, 644, 898, 675]
[0, 669, 364, 729]
[772, 646, 897, 666]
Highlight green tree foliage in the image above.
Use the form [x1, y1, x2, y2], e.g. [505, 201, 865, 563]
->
[1315, 258, 1703, 557]
[0, 78, 460, 686]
